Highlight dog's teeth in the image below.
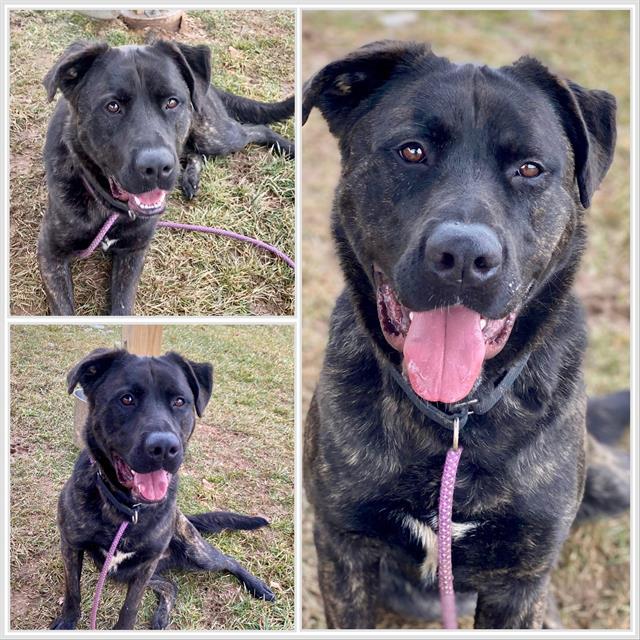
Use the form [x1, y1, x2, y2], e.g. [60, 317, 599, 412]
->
[409, 312, 414, 321]
[480, 319, 487, 330]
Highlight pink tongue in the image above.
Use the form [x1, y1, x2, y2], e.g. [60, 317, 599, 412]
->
[132, 469, 170, 501]
[403, 305, 486, 404]
[132, 189, 166, 205]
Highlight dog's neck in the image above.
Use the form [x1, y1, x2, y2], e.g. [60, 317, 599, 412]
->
[63, 133, 131, 214]
[87, 450, 175, 523]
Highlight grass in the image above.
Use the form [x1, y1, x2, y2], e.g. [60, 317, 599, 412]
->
[301, 9, 630, 630]
[9, 10, 295, 316]
[9, 324, 294, 630]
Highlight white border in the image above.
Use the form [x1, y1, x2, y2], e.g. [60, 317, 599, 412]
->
[1, 1, 638, 639]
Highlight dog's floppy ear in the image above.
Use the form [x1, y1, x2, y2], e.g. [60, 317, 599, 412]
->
[43, 40, 109, 103]
[508, 57, 616, 209]
[153, 41, 211, 113]
[164, 352, 213, 417]
[302, 40, 430, 138]
[67, 349, 126, 395]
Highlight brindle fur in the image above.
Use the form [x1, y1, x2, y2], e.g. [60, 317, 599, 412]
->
[51, 349, 274, 630]
[303, 41, 628, 629]
[39, 40, 294, 316]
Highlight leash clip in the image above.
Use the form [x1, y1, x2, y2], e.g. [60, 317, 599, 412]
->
[130, 507, 139, 525]
[452, 417, 460, 451]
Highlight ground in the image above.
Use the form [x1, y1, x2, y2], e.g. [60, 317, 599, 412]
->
[9, 324, 294, 630]
[301, 9, 630, 630]
[9, 10, 295, 316]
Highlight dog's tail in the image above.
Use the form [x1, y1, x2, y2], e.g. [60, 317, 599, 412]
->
[216, 90, 294, 124]
[187, 511, 269, 534]
[575, 390, 630, 524]
[586, 390, 630, 444]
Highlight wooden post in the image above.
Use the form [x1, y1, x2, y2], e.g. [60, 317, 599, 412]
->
[74, 325, 164, 446]
[122, 325, 164, 356]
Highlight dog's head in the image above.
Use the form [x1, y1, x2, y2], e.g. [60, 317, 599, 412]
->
[67, 349, 213, 503]
[304, 40, 616, 404]
[44, 40, 212, 216]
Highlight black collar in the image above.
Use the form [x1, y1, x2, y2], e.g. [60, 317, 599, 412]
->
[66, 140, 131, 215]
[79, 168, 131, 215]
[94, 468, 142, 524]
[388, 350, 531, 430]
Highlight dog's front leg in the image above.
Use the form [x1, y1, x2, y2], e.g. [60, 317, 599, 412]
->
[113, 559, 158, 629]
[38, 232, 75, 315]
[314, 521, 380, 629]
[474, 575, 550, 629]
[110, 248, 147, 315]
[50, 540, 84, 629]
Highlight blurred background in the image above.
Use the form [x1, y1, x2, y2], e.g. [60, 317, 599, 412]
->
[301, 9, 630, 629]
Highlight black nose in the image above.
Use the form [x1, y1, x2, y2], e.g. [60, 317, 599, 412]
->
[425, 222, 503, 287]
[134, 148, 175, 182]
[145, 432, 181, 462]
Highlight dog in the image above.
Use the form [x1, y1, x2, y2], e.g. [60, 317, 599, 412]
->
[39, 39, 294, 315]
[51, 349, 274, 630]
[303, 41, 629, 629]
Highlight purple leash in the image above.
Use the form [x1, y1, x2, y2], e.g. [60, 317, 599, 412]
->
[157, 219, 295, 269]
[89, 520, 129, 630]
[76, 212, 295, 268]
[76, 213, 120, 259]
[438, 418, 463, 629]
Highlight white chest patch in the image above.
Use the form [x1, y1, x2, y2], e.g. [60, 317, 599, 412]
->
[403, 515, 478, 582]
[102, 548, 135, 574]
[101, 236, 118, 251]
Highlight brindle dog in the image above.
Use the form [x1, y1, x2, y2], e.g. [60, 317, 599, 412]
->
[303, 41, 629, 629]
[51, 349, 274, 630]
[40, 39, 294, 315]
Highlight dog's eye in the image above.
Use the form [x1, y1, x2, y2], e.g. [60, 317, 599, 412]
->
[165, 98, 179, 110]
[517, 162, 543, 178]
[106, 101, 121, 114]
[399, 143, 426, 164]
[173, 397, 185, 407]
[120, 394, 134, 406]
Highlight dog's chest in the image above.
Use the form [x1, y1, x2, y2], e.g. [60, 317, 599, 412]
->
[402, 513, 479, 582]
[101, 548, 136, 575]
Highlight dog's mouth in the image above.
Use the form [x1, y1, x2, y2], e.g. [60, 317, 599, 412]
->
[374, 267, 516, 404]
[109, 177, 168, 217]
[113, 453, 172, 503]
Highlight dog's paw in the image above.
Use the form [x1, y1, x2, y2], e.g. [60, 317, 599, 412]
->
[247, 578, 276, 602]
[181, 169, 200, 200]
[181, 156, 203, 200]
[270, 140, 295, 159]
[250, 515, 270, 529]
[150, 611, 170, 630]
[50, 615, 78, 630]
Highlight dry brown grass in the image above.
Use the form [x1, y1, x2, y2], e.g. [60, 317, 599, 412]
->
[9, 10, 294, 316]
[301, 9, 630, 630]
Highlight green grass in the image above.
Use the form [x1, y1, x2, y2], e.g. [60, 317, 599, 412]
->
[9, 325, 294, 630]
[9, 10, 294, 316]
[301, 9, 630, 630]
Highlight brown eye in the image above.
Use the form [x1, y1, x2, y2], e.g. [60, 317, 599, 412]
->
[399, 143, 426, 163]
[518, 162, 543, 178]
[165, 98, 179, 110]
[106, 101, 121, 114]
[120, 394, 134, 406]
[173, 397, 185, 407]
